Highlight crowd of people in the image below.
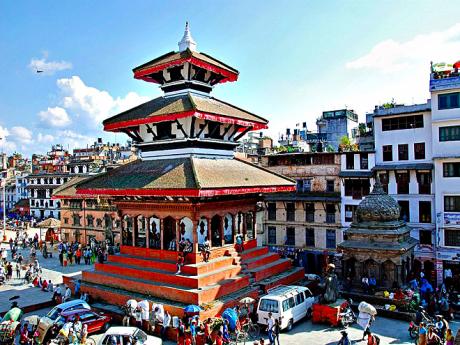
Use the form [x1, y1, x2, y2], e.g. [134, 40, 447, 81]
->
[56, 239, 119, 267]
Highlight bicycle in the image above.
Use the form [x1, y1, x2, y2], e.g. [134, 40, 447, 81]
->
[241, 319, 260, 339]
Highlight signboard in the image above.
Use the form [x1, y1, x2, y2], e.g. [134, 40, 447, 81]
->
[444, 212, 460, 225]
[429, 76, 460, 91]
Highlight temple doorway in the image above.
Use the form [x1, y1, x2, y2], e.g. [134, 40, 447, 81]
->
[149, 217, 161, 249]
[246, 212, 255, 240]
[163, 217, 176, 250]
[211, 215, 222, 247]
[135, 216, 146, 247]
[224, 214, 233, 244]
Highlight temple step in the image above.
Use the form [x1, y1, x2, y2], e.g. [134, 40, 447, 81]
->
[95, 261, 242, 289]
[82, 270, 250, 305]
[109, 253, 235, 275]
[243, 252, 281, 270]
[248, 258, 293, 282]
[240, 246, 269, 260]
[257, 266, 305, 293]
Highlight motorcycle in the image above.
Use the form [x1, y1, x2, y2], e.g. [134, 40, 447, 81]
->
[408, 321, 418, 339]
[339, 299, 356, 328]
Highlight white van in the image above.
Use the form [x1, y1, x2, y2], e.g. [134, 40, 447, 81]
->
[257, 285, 315, 331]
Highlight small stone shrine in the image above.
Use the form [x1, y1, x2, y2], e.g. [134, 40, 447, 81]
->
[338, 180, 417, 288]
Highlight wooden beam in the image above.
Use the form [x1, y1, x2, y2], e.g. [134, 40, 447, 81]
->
[234, 127, 252, 141]
[120, 129, 138, 142]
[145, 124, 158, 140]
[175, 119, 188, 138]
[196, 120, 209, 138]
[221, 124, 232, 138]
[228, 125, 242, 140]
[190, 116, 196, 138]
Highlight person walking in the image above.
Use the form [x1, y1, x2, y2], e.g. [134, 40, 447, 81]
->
[75, 247, 82, 265]
[267, 312, 275, 345]
[15, 262, 21, 279]
[162, 310, 171, 340]
[445, 329, 454, 345]
[366, 331, 380, 345]
[337, 331, 350, 345]
[273, 319, 281, 345]
[418, 322, 427, 345]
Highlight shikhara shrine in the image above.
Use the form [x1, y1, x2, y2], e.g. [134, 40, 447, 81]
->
[71, 23, 304, 318]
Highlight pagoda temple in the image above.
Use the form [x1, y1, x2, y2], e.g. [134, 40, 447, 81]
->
[338, 180, 417, 288]
[74, 24, 304, 318]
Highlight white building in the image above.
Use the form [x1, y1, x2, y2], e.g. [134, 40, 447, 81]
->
[26, 173, 71, 220]
[339, 151, 375, 227]
[372, 102, 436, 276]
[429, 71, 460, 283]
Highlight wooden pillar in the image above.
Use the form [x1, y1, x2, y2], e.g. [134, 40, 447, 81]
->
[206, 218, 211, 248]
[242, 213, 247, 241]
[220, 216, 224, 246]
[252, 211, 257, 240]
[232, 214, 236, 244]
[145, 217, 150, 249]
[160, 218, 164, 250]
[132, 216, 137, 247]
[175, 219, 180, 252]
[192, 219, 198, 253]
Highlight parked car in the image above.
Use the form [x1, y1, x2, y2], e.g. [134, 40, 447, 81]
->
[56, 309, 111, 333]
[98, 327, 162, 345]
[257, 285, 315, 331]
[35, 300, 91, 343]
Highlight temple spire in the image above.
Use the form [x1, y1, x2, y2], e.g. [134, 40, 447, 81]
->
[178, 22, 197, 52]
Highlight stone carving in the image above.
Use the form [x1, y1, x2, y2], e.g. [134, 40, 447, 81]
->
[322, 263, 339, 304]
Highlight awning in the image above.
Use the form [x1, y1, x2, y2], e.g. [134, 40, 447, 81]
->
[265, 192, 341, 202]
[373, 163, 433, 171]
[339, 171, 373, 178]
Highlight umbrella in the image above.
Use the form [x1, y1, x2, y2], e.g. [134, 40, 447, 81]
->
[454, 61, 460, 69]
[37, 218, 61, 228]
[184, 305, 202, 313]
[24, 315, 40, 326]
[239, 297, 255, 304]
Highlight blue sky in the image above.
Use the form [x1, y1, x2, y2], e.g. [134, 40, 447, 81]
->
[0, 1, 459, 156]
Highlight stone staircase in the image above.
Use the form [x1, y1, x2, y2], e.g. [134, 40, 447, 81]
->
[79, 240, 304, 317]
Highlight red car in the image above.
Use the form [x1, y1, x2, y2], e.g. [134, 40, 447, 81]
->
[55, 308, 112, 334]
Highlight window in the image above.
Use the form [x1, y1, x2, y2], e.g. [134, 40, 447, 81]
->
[326, 204, 336, 223]
[326, 180, 335, 192]
[268, 226, 277, 244]
[96, 218, 103, 227]
[414, 143, 425, 160]
[360, 153, 368, 170]
[419, 230, 432, 245]
[344, 179, 370, 199]
[305, 228, 315, 246]
[438, 92, 460, 110]
[398, 201, 410, 222]
[295, 293, 305, 306]
[282, 297, 296, 311]
[396, 172, 410, 194]
[443, 163, 460, 177]
[398, 144, 409, 161]
[382, 114, 424, 131]
[72, 214, 81, 226]
[267, 202, 277, 221]
[326, 229, 336, 249]
[305, 203, 315, 222]
[345, 205, 357, 222]
[383, 145, 392, 161]
[419, 201, 431, 223]
[346, 153, 354, 169]
[286, 227, 295, 246]
[445, 230, 460, 247]
[64, 218, 69, 224]
[286, 202, 295, 222]
[417, 172, 431, 194]
[87, 215, 94, 227]
[258, 299, 279, 313]
[439, 126, 460, 142]
[445, 196, 460, 212]
[296, 178, 312, 193]
[378, 172, 389, 193]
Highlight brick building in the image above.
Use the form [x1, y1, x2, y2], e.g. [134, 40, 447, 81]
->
[53, 176, 121, 244]
[260, 152, 342, 274]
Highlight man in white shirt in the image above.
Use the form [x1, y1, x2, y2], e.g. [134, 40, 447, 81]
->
[267, 312, 275, 345]
[161, 310, 171, 340]
[63, 286, 72, 302]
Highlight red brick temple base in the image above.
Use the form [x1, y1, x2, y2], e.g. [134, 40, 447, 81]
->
[75, 240, 303, 319]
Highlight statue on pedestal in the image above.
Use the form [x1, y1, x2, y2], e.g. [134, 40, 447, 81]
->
[322, 263, 339, 304]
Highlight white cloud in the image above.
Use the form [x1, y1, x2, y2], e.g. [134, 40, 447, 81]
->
[38, 107, 72, 128]
[37, 133, 55, 143]
[56, 76, 149, 129]
[346, 22, 460, 73]
[0, 126, 17, 153]
[29, 53, 72, 75]
[9, 126, 33, 144]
